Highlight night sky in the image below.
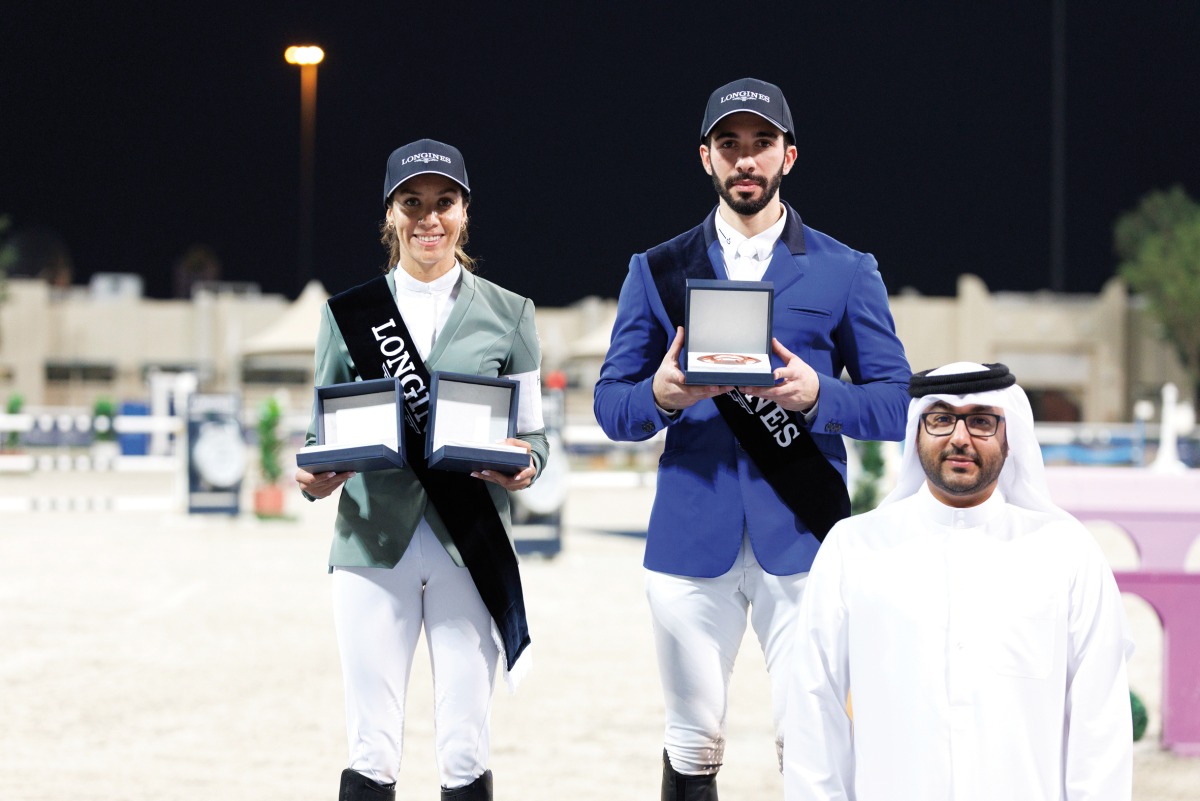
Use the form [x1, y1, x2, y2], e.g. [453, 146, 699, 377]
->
[3, 2, 1198, 306]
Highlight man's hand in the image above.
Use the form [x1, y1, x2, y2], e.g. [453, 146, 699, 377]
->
[741, 338, 820, 412]
[472, 438, 536, 490]
[652, 326, 733, 412]
[295, 466, 356, 499]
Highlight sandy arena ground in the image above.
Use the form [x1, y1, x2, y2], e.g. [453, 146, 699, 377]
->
[0, 470, 1197, 800]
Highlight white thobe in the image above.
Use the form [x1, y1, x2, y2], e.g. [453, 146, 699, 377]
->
[784, 485, 1133, 801]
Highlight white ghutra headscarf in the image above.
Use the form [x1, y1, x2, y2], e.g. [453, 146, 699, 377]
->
[879, 361, 1070, 520]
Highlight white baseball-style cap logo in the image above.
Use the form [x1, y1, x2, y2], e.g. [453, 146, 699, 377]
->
[401, 152, 453, 166]
[721, 91, 771, 104]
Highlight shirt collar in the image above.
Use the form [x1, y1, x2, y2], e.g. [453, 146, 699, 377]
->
[714, 206, 787, 263]
[914, 482, 1008, 529]
[394, 262, 462, 295]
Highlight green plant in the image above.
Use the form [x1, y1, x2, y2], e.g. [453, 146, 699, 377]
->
[92, 397, 117, 442]
[1131, 689, 1148, 742]
[851, 440, 886, 514]
[257, 396, 284, 485]
[4, 392, 23, 450]
[1116, 186, 1200, 405]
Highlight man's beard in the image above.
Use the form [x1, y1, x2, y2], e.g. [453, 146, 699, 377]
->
[712, 165, 784, 216]
[920, 443, 1006, 500]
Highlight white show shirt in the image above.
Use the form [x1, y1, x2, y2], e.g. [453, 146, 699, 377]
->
[710, 206, 819, 421]
[784, 485, 1133, 801]
[393, 263, 544, 433]
[394, 263, 462, 361]
[714, 207, 787, 281]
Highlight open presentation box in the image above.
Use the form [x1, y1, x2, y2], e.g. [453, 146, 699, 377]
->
[296, 377, 405, 474]
[426, 372, 529, 475]
[683, 278, 775, 386]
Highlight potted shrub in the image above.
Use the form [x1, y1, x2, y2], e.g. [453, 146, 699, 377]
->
[254, 396, 286, 517]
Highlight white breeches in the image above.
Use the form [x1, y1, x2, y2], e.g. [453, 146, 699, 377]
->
[331, 523, 498, 789]
[645, 534, 807, 775]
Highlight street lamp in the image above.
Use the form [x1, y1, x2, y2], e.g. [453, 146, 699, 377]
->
[285, 45, 324, 294]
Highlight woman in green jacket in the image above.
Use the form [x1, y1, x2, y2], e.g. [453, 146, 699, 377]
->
[296, 139, 548, 801]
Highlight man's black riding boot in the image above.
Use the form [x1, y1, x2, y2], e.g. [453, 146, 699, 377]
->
[441, 769, 493, 800]
[338, 768, 396, 801]
[661, 750, 719, 801]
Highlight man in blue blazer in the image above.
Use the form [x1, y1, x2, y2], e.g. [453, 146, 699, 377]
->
[594, 78, 911, 800]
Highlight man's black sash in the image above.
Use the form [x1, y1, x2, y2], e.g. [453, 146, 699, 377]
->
[328, 274, 529, 669]
[645, 234, 850, 541]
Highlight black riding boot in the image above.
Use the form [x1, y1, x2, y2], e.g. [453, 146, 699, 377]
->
[441, 770, 493, 800]
[338, 768, 396, 801]
[661, 750, 718, 801]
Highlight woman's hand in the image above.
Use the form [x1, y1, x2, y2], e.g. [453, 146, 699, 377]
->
[295, 466, 356, 499]
[471, 438, 536, 491]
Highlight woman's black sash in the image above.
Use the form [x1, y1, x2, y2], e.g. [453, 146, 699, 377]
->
[328, 274, 529, 669]
[645, 239, 850, 541]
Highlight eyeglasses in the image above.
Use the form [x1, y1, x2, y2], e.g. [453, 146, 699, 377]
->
[919, 411, 1005, 438]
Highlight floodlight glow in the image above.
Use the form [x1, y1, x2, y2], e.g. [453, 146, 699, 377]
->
[285, 46, 325, 65]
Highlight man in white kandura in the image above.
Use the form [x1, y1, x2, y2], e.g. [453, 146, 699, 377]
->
[783, 362, 1133, 801]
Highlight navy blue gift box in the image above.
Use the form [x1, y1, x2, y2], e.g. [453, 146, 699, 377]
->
[426, 372, 527, 475]
[683, 279, 775, 386]
[296, 377, 406, 474]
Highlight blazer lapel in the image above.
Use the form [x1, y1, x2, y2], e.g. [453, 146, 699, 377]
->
[427, 268, 474, 366]
[706, 241, 730, 280]
[762, 202, 808, 295]
[701, 209, 730, 280]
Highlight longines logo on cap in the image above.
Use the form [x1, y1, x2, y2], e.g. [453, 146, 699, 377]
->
[721, 91, 771, 104]
[401, 152, 452, 166]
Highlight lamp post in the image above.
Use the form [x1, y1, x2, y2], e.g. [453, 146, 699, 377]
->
[285, 45, 324, 294]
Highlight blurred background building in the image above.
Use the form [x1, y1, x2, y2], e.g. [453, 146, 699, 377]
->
[0, 271, 1190, 426]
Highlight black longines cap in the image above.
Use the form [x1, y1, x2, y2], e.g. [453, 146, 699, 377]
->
[383, 139, 470, 205]
[700, 78, 795, 144]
